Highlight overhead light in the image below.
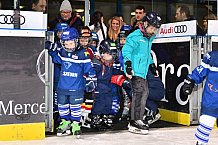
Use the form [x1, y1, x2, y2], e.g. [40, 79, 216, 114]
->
[74, 9, 84, 13]
[19, 6, 24, 9]
[131, 12, 135, 16]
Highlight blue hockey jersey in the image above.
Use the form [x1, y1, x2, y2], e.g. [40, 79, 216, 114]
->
[48, 46, 95, 95]
[189, 51, 218, 118]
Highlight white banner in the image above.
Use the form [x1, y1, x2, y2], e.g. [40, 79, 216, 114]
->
[0, 10, 46, 30]
[156, 20, 197, 38]
[207, 20, 218, 36]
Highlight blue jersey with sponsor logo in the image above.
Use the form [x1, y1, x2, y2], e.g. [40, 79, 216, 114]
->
[48, 46, 95, 95]
[189, 51, 218, 118]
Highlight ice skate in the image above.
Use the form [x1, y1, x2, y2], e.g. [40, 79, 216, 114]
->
[144, 109, 161, 125]
[102, 115, 114, 128]
[128, 120, 149, 135]
[56, 119, 71, 136]
[196, 141, 207, 145]
[90, 115, 103, 129]
[71, 122, 82, 139]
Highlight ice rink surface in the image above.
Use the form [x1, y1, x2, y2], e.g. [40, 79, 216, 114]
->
[1, 126, 218, 145]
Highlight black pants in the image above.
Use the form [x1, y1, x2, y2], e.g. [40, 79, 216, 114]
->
[130, 76, 148, 120]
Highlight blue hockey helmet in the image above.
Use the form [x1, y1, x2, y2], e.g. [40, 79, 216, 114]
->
[119, 24, 132, 38]
[61, 28, 79, 52]
[55, 23, 69, 32]
[91, 32, 99, 42]
[61, 28, 79, 41]
[91, 32, 99, 46]
[142, 12, 162, 28]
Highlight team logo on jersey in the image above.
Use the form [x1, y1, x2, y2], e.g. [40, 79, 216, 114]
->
[84, 51, 90, 57]
[72, 55, 78, 59]
[64, 62, 72, 70]
[208, 83, 218, 92]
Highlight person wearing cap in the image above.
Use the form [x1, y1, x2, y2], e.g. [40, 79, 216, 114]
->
[49, 0, 83, 31]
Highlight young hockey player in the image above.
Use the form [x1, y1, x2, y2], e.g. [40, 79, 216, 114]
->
[90, 40, 126, 128]
[53, 22, 69, 131]
[182, 50, 218, 145]
[45, 28, 96, 137]
[90, 32, 99, 48]
[79, 26, 97, 59]
[122, 12, 161, 135]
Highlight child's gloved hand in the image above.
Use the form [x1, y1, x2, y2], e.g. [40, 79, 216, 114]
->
[85, 77, 97, 92]
[182, 77, 195, 95]
[45, 41, 56, 50]
[149, 63, 159, 77]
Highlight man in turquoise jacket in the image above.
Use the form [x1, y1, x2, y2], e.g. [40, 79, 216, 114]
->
[122, 12, 161, 135]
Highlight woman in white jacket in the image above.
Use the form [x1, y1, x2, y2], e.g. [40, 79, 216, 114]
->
[89, 11, 107, 46]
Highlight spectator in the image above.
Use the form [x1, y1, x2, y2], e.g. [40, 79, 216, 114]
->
[175, 5, 204, 35]
[89, 11, 107, 44]
[113, 13, 126, 25]
[108, 16, 123, 42]
[122, 12, 161, 135]
[31, 0, 47, 13]
[202, 12, 217, 35]
[49, 0, 83, 31]
[131, 5, 146, 28]
[175, 5, 193, 22]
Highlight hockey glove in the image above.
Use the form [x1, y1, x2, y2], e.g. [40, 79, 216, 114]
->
[45, 41, 57, 51]
[111, 75, 125, 86]
[125, 61, 132, 75]
[182, 77, 195, 95]
[85, 77, 97, 92]
[149, 63, 158, 76]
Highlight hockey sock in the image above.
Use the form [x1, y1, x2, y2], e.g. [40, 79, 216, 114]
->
[195, 115, 216, 144]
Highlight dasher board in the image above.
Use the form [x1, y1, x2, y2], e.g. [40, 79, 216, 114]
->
[207, 20, 218, 36]
[211, 36, 218, 42]
[0, 29, 45, 37]
[154, 36, 191, 43]
[156, 20, 197, 38]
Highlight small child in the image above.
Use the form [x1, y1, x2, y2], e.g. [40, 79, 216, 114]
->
[45, 28, 96, 137]
[90, 32, 99, 48]
[52, 22, 69, 131]
[90, 40, 125, 127]
[182, 51, 218, 145]
[79, 26, 97, 60]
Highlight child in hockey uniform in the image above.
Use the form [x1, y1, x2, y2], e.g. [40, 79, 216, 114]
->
[90, 40, 126, 128]
[79, 26, 98, 60]
[45, 28, 96, 137]
[182, 51, 218, 145]
[52, 23, 69, 131]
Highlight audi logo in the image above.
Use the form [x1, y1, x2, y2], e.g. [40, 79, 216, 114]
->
[174, 25, 187, 33]
[0, 14, 25, 25]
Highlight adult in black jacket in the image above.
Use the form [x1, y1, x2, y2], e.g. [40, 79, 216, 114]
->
[48, 0, 83, 31]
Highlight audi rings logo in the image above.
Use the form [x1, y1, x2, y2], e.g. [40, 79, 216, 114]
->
[0, 14, 25, 25]
[174, 25, 187, 33]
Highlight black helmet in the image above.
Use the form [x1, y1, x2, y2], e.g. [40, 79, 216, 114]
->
[99, 40, 118, 60]
[143, 12, 162, 28]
